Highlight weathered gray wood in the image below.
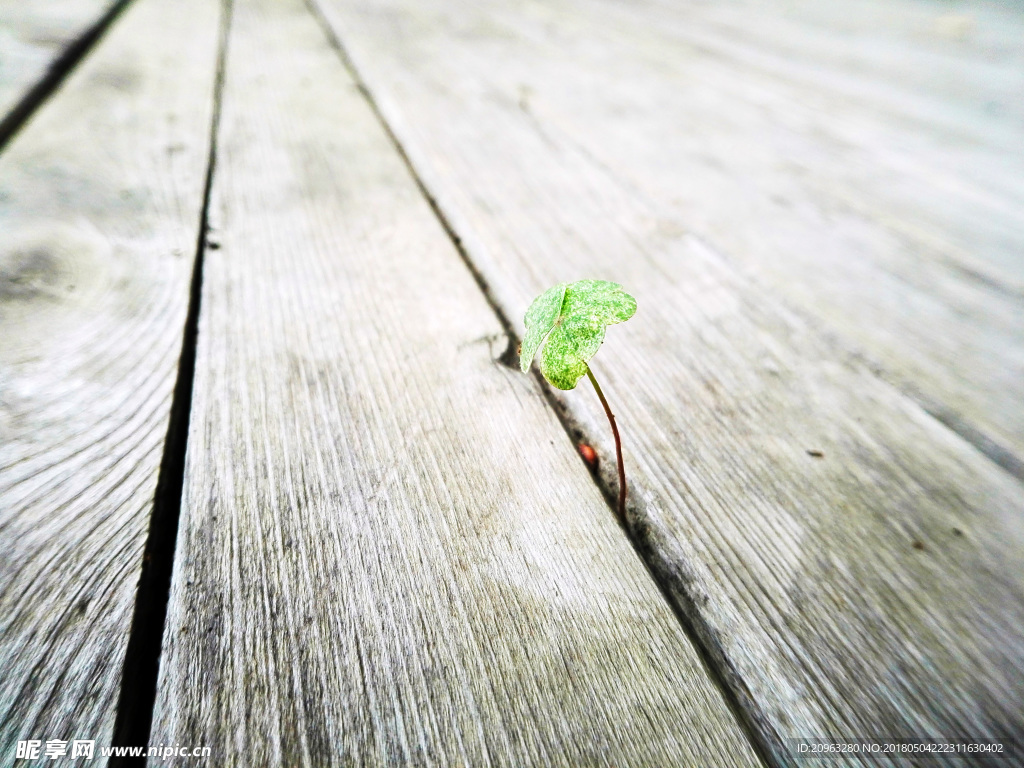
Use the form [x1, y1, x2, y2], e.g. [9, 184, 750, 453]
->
[313, 0, 1024, 763]
[150, 0, 763, 764]
[0, 0, 220, 756]
[0, 0, 122, 129]
[318, 0, 1024, 472]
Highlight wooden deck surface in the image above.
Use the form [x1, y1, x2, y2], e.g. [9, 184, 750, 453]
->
[1, 0, 1022, 766]
[0, 0, 219, 758]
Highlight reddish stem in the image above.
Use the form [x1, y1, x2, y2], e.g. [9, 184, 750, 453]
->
[586, 366, 626, 521]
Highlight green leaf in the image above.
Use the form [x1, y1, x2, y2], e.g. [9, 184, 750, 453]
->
[519, 283, 566, 373]
[519, 279, 636, 390]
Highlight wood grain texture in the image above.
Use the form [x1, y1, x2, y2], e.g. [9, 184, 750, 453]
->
[0, 0, 220, 757]
[322, 0, 1024, 472]
[312, 0, 1024, 763]
[150, 0, 764, 765]
[0, 0, 122, 126]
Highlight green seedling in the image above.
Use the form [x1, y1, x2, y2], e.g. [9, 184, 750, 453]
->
[519, 280, 636, 520]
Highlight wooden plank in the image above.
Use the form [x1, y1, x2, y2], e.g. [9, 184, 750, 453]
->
[319, 0, 1024, 472]
[0, 0, 220, 755]
[312, 0, 1024, 762]
[150, 0, 763, 764]
[0, 0, 124, 134]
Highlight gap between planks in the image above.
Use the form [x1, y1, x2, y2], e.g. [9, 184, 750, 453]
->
[0, 0, 136, 154]
[109, 0, 233, 760]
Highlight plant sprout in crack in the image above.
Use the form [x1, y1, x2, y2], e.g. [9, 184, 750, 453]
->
[519, 279, 636, 521]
